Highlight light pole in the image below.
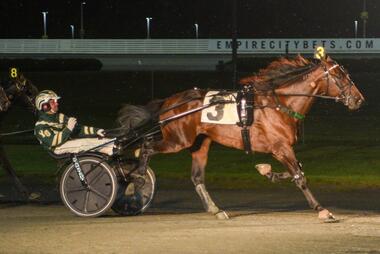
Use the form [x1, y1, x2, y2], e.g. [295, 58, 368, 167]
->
[354, 20, 358, 38]
[194, 23, 199, 39]
[70, 25, 75, 39]
[146, 17, 152, 39]
[360, 0, 368, 38]
[232, 0, 238, 89]
[41, 11, 48, 39]
[80, 2, 86, 39]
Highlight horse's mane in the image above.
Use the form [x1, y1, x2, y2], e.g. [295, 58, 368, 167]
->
[240, 55, 317, 91]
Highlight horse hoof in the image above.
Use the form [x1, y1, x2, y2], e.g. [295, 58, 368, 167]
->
[324, 216, 339, 223]
[28, 192, 41, 201]
[208, 207, 219, 214]
[318, 209, 339, 223]
[215, 211, 229, 220]
[255, 164, 272, 176]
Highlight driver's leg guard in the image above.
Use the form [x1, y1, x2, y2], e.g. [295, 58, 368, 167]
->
[137, 139, 153, 175]
[137, 151, 150, 175]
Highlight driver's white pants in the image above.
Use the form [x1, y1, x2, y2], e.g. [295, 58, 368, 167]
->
[53, 138, 114, 155]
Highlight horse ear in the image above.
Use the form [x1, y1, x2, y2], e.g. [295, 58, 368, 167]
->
[325, 55, 333, 62]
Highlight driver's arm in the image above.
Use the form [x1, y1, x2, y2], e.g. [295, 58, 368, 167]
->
[77, 125, 100, 138]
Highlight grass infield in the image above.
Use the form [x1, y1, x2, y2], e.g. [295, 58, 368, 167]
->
[1, 142, 379, 190]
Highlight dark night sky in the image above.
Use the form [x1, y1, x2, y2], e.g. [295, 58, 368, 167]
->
[0, 0, 379, 39]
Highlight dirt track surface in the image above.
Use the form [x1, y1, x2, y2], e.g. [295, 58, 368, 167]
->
[1, 186, 380, 254]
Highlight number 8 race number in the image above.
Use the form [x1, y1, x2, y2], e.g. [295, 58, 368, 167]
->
[10, 67, 18, 78]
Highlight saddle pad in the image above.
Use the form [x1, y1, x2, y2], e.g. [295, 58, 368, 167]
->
[201, 91, 239, 124]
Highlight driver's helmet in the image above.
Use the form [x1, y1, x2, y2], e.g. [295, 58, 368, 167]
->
[35, 90, 61, 111]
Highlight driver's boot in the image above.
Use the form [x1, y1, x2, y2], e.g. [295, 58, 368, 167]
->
[28, 192, 41, 201]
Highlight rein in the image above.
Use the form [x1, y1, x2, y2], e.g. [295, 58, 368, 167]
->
[0, 129, 34, 137]
[274, 93, 341, 101]
[274, 64, 341, 101]
[265, 63, 352, 120]
[159, 99, 234, 125]
[157, 94, 203, 116]
[115, 98, 234, 146]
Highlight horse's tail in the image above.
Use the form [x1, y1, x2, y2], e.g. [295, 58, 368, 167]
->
[117, 99, 164, 134]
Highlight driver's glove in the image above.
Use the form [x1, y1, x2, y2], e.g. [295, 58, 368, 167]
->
[97, 129, 106, 138]
[67, 117, 77, 131]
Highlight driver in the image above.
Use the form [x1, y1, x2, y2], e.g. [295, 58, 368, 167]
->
[34, 90, 115, 155]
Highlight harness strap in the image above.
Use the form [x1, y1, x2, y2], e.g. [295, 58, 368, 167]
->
[241, 127, 252, 154]
[277, 105, 305, 120]
[272, 92, 305, 120]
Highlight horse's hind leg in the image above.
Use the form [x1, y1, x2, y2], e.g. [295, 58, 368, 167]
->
[149, 134, 228, 219]
[0, 145, 28, 198]
[272, 143, 336, 222]
[190, 136, 229, 219]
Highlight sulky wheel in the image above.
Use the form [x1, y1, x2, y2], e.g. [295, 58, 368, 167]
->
[60, 156, 118, 217]
[112, 166, 156, 216]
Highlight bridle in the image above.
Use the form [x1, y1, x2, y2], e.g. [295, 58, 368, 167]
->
[255, 61, 359, 120]
[319, 63, 355, 106]
[5, 77, 38, 114]
[275, 62, 355, 104]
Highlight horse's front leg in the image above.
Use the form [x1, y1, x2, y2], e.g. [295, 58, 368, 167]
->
[190, 137, 229, 219]
[272, 143, 337, 222]
[255, 163, 292, 182]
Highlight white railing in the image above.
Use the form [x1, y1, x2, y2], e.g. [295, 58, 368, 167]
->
[0, 38, 379, 55]
[0, 39, 209, 54]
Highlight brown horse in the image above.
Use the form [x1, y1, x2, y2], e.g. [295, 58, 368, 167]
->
[0, 71, 39, 200]
[119, 55, 364, 221]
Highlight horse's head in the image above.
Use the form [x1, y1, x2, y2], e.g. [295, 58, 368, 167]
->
[5, 72, 39, 114]
[317, 57, 365, 110]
